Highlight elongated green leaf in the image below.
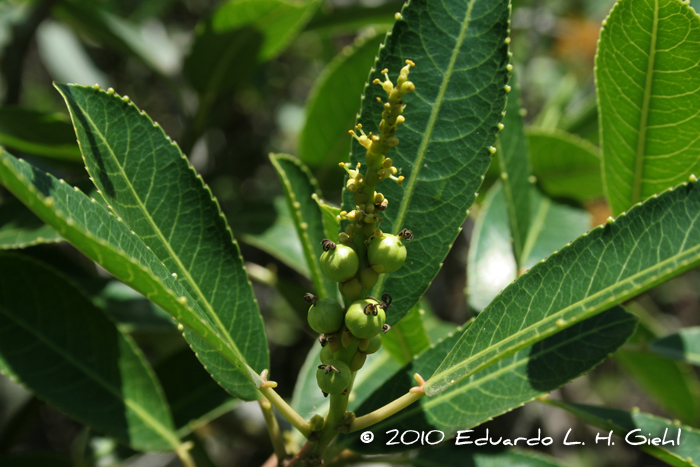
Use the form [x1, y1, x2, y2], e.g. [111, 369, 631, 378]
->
[496, 71, 531, 265]
[238, 197, 309, 278]
[616, 350, 700, 426]
[528, 128, 603, 203]
[312, 194, 341, 241]
[96, 281, 176, 333]
[0, 151, 262, 399]
[0, 253, 179, 451]
[155, 348, 238, 437]
[467, 183, 590, 312]
[412, 446, 566, 467]
[341, 306, 636, 453]
[546, 401, 700, 467]
[346, 0, 511, 325]
[597, 0, 700, 215]
[299, 32, 384, 167]
[56, 84, 268, 398]
[383, 303, 431, 365]
[304, 2, 399, 32]
[650, 327, 700, 366]
[270, 154, 337, 299]
[427, 177, 700, 396]
[0, 198, 62, 249]
[0, 107, 80, 161]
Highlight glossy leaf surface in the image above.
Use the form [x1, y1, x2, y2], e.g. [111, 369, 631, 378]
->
[597, 0, 700, 215]
[0, 253, 179, 451]
[348, 0, 511, 325]
[429, 178, 700, 396]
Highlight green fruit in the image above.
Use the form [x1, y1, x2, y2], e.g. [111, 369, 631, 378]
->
[362, 334, 382, 354]
[350, 352, 367, 371]
[307, 299, 344, 334]
[320, 244, 359, 282]
[339, 277, 362, 301]
[368, 234, 406, 273]
[345, 299, 386, 339]
[358, 267, 378, 289]
[320, 345, 334, 364]
[316, 360, 352, 395]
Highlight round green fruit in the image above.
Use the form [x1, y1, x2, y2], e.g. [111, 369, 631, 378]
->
[339, 277, 362, 302]
[358, 267, 379, 289]
[307, 299, 344, 334]
[368, 234, 406, 273]
[362, 334, 383, 354]
[320, 345, 334, 364]
[320, 243, 359, 282]
[316, 360, 352, 395]
[345, 299, 386, 339]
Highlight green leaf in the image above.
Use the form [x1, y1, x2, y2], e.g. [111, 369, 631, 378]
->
[0, 198, 62, 249]
[304, 2, 399, 32]
[312, 194, 341, 241]
[597, 0, 700, 215]
[155, 347, 239, 438]
[412, 446, 567, 467]
[0, 150, 262, 399]
[467, 183, 590, 312]
[340, 306, 636, 454]
[211, 0, 320, 63]
[238, 197, 309, 278]
[427, 177, 700, 396]
[270, 154, 337, 299]
[527, 128, 603, 203]
[382, 303, 431, 365]
[96, 281, 178, 333]
[0, 107, 80, 161]
[299, 32, 384, 167]
[55, 83, 268, 399]
[615, 350, 700, 426]
[650, 327, 700, 366]
[348, 0, 511, 325]
[0, 253, 179, 451]
[546, 401, 700, 467]
[496, 71, 531, 266]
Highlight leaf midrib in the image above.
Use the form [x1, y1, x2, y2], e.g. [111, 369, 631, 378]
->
[632, 0, 659, 205]
[373, 0, 477, 295]
[72, 101, 247, 365]
[426, 239, 700, 394]
[0, 306, 179, 448]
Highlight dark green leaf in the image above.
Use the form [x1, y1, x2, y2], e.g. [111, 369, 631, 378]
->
[427, 177, 700, 396]
[304, 2, 400, 32]
[96, 281, 178, 333]
[650, 327, 700, 366]
[0, 151, 262, 400]
[299, 32, 384, 167]
[615, 350, 700, 426]
[0, 198, 62, 249]
[496, 71, 531, 265]
[239, 197, 309, 278]
[0, 107, 80, 161]
[412, 446, 566, 467]
[56, 83, 268, 399]
[383, 302, 431, 365]
[597, 0, 700, 215]
[546, 401, 700, 467]
[270, 154, 337, 299]
[341, 306, 636, 454]
[467, 183, 590, 312]
[348, 0, 511, 325]
[155, 348, 238, 437]
[527, 128, 603, 203]
[0, 253, 179, 451]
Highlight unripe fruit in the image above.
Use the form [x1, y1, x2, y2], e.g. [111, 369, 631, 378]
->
[368, 234, 406, 273]
[358, 267, 378, 289]
[362, 334, 382, 354]
[307, 299, 344, 334]
[320, 345, 333, 364]
[339, 278, 362, 302]
[316, 360, 352, 395]
[345, 299, 386, 339]
[350, 352, 367, 371]
[320, 242, 359, 282]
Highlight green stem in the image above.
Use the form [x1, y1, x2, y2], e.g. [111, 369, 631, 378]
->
[259, 399, 288, 463]
[259, 386, 311, 438]
[350, 390, 425, 432]
[175, 442, 197, 467]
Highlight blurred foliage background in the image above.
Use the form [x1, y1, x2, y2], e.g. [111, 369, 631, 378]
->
[0, 0, 699, 466]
